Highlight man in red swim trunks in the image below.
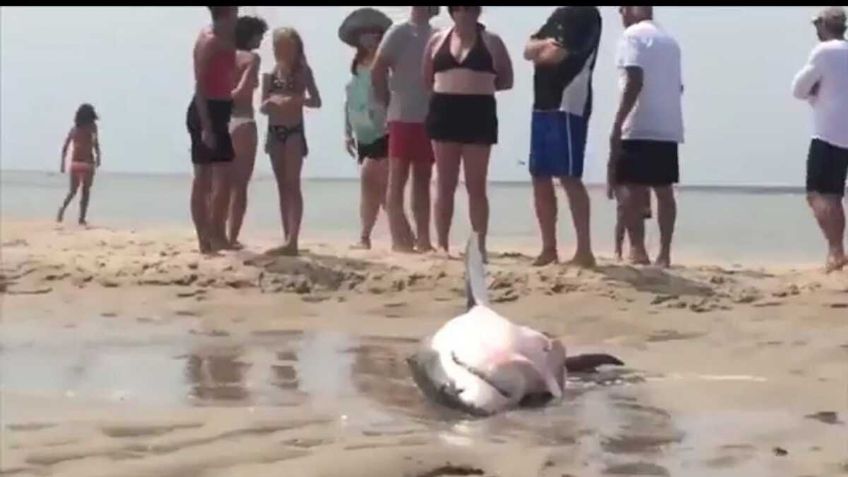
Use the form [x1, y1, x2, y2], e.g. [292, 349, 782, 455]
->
[372, 6, 439, 253]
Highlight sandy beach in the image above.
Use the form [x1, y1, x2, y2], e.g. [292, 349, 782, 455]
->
[1, 219, 847, 477]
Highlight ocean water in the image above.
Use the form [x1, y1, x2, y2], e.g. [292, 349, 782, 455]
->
[0, 170, 827, 266]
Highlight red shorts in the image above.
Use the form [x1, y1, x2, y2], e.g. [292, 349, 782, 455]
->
[387, 122, 434, 163]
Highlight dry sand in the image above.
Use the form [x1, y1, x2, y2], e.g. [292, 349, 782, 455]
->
[1, 220, 847, 477]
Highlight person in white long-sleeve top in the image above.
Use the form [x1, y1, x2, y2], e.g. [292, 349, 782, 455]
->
[791, 6, 848, 272]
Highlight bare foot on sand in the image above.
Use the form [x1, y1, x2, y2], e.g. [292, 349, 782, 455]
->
[198, 240, 221, 257]
[56, 209, 64, 223]
[655, 253, 672, 269]
[350, 238, 371, 250]
[227, 241, 246, 251]
[78, 219, 88, 227]
[268, 243, 299, 257]
[434, 248, 455, 260]
[824, 253, 846, 273]
[566, 252, 596, 269]
[208, 236, 230, 253]
[392, 244, 417, 254]
[415, 242, 434, 253]
[532, 249, 559, 267]
[629, 247, 651, 266]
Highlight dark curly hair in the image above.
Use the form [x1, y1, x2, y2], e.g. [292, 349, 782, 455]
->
[448, 6, 482, 17]
[235, 16, 268, 51]
[207, 6, 236, 21]
[74, 103, 98, 127]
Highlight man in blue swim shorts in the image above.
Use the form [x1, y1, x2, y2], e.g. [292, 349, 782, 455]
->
[524, 6, 602, 267]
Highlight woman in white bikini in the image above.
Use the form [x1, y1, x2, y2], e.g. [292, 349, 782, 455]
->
[225, 15, 268, 249]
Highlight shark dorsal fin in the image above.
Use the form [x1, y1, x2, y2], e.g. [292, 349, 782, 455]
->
[465, 232, 490, 310]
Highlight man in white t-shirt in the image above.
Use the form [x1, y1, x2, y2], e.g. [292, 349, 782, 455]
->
[608, 6, 683, 268]
[791, 6, 848, 272]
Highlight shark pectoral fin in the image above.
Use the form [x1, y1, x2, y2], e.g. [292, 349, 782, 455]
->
[483, 352, 536, 402]
[543, 369, 564, 399]
[520, 353, 563, 399]
[507, 350, 562, 400]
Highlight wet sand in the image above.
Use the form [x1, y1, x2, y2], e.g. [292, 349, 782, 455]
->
[1, 220, 847, 477]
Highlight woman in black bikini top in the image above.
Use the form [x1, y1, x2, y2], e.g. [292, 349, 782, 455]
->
[431, 23, 496, 76]
[423, 6, 513, 262]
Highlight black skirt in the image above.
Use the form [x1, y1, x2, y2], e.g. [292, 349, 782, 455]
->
[426, 93, 498, 145]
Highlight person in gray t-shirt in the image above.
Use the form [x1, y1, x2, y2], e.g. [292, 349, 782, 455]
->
[372, 6, 439, 253]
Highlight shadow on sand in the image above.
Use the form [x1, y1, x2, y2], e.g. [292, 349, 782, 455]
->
[236, 249, 397, 293]
[595, 264, 715, 298]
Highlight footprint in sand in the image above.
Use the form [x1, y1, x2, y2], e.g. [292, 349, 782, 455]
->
[646, 330, 704, 343]
[7, 423, 57, 432]
[704, 443, 756, 468]
[100, 422, 204, 438]
[804, 411, 841, 425]
[301, 295, 331, 303]
[416, 465, 485, 477]
[604, 462, 669, 476]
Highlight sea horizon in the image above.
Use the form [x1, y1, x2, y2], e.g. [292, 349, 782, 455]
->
[1, 169, 827, 267]
[0, 168, 809, 195]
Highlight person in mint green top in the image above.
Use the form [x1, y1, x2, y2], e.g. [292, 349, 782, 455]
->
[340, 8, 392, 249]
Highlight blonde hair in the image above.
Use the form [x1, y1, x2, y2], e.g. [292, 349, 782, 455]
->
[272, 27, 306, 72]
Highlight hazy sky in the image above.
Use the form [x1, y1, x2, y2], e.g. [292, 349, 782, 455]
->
[0, 6, 838, 185]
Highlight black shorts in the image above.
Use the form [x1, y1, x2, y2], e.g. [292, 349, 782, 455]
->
[806, 138, 848, 196]
[616, 139, 680, 186]
[186, 98, 234, 165]
[357, 135, 389, 164]
[426, 93, 498, 145]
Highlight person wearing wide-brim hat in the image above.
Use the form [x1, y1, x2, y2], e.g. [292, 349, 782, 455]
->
[340, 8, 393, 250]
[338, 7, 392, 47]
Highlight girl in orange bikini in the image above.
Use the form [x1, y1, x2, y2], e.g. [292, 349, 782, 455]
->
[57, 103, 100, 226]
